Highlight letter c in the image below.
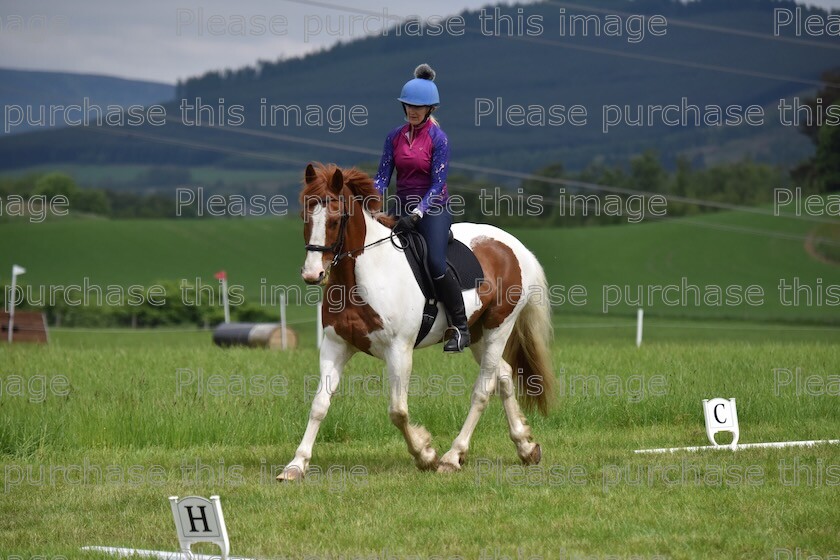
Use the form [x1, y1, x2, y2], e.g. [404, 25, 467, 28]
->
[714, 403, 727, 424]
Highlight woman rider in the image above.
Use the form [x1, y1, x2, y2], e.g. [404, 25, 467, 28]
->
[373, 63, 469, 353]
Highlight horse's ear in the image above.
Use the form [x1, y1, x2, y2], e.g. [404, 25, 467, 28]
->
[329, 169, 344, 195]
[304, 163, 316, 185]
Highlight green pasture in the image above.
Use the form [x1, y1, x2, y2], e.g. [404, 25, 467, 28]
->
[1, 200, 838, 559]
[1, 337, 838, 559]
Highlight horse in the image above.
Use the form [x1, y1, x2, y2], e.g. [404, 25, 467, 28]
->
[277, 162, 556, 479]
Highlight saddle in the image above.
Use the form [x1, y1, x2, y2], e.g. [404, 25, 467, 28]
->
[395, 229, 485, 347]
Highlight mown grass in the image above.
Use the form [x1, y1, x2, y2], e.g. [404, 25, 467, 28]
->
[1, 200, 838, 558]
[1, 331, 838, 559]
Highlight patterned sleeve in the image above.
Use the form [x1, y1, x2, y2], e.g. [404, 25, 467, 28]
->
[418, 127, 449, 215]
[373, 128, 399, 195]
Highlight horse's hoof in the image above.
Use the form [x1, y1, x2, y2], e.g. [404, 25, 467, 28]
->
[522, 443, 541, 465]
[416, 451, 440, 472]
[437, 461, 461, 474]
[276, 466, 305, 482]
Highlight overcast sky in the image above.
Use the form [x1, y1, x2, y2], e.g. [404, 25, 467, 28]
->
[0, 0, 837, 84]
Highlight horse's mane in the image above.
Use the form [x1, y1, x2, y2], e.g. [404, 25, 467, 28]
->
[300, 162, 396, 227]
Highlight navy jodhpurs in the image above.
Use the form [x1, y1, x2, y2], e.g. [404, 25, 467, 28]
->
[398, 202, 452, 279]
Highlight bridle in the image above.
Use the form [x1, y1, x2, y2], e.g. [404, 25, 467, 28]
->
[304, 196, 352, 269]
[304, 196, 398, 269]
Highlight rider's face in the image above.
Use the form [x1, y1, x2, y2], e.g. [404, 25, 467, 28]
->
[404, 104, 431, 126]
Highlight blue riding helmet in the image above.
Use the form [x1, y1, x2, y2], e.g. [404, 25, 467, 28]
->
[397, 64, 440, 106]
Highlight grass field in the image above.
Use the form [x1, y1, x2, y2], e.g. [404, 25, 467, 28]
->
[1, 202, 839, 559]
[1, 330, 839, 559]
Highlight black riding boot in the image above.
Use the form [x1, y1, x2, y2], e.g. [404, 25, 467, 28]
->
[433, 269, 470, 353]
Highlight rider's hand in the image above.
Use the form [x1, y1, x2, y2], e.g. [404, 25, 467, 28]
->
[394, 212, 420, 234]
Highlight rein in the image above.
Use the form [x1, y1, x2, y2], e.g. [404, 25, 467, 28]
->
[332, 231, 402, 264]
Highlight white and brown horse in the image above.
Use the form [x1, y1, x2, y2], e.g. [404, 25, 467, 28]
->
[278, 163, 556, 479]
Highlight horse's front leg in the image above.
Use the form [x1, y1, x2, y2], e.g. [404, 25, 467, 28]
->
[277, 330, 354, 481]
[386, 344, 439, 471]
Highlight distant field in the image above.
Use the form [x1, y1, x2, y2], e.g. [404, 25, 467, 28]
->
[513, 209, 840, 324]
[1, 207, 838, 325]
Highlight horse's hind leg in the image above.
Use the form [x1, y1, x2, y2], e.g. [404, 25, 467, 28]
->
[497, 358, 541, 464]
[437, 322, 513, 473]
[386, 344, 439, 471]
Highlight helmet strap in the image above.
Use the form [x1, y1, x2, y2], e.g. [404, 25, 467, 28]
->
[422, 107, 434, 125]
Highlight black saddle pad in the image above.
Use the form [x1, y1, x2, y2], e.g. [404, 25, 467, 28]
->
[446, 237, 485, 291]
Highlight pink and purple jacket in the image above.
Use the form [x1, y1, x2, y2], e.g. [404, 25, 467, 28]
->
[373, 118, 450, 215]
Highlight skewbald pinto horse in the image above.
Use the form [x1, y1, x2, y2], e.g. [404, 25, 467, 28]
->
[278, 163, 556, 479]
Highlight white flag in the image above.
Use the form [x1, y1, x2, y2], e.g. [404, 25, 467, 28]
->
[12, 265, 26, 276]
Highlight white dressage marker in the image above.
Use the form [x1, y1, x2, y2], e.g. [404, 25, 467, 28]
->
[703, 397, 739, 449]
[170, 495, 229, 559]
[635, 397, 840, 454]
[83, 495, 254, 560]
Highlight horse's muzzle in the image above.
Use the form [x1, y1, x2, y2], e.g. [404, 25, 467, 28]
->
[301, 268, 326, 285]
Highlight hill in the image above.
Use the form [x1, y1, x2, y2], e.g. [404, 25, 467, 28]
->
[1, 207, 838, 325]
[0, 0, 837, 182]
[0, 68, 174, 135]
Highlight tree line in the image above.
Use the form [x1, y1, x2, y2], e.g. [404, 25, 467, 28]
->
[0, 172, 197, 220]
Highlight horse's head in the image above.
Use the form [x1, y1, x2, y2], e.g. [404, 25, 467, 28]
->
[300, 163, 349, 285]
[299, 162, 396, 285]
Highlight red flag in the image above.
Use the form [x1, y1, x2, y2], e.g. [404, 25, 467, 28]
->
[214, 270, 227, 281]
